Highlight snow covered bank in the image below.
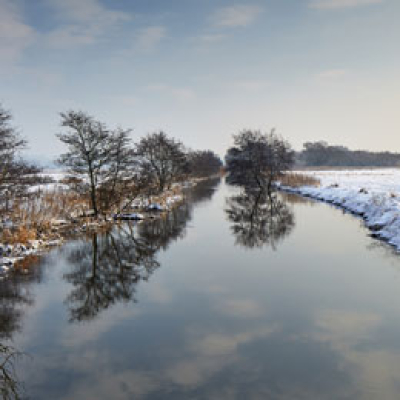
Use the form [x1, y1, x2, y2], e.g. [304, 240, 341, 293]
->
[0, 239, 63, 277]
[0, 182, 189, 276]
[279, 169, 400, 251]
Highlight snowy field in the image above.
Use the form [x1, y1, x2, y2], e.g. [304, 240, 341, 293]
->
[280, 169, 400, 251]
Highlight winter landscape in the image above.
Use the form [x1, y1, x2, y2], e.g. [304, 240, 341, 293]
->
[1, 0, 400, 399]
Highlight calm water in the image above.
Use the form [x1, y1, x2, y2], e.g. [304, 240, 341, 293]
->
[3, 178, 400, 399]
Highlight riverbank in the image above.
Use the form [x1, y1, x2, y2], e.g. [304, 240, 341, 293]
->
[279, 169, 400, 251]
[0, 179, 203, 275]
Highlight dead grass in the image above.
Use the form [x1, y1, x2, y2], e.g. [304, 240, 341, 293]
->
[0, 227, 37, 244]
[1, 182, 186, 245]
[280, 173, 320, 188]
[0, 189, 90, 244]
[12, 189, 88, 228]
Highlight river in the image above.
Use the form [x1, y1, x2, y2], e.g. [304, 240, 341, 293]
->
[2, 178, 400, 399]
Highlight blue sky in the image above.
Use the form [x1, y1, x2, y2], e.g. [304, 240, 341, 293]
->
[0, 0, 399, 160]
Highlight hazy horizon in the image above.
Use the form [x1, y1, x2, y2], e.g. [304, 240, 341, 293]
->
[1, 0, 399, 159]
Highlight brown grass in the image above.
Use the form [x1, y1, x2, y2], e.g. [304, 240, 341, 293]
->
[280, 173, 320, 188]
[0, 189, 90, 244]
[12, 189, 88, 228]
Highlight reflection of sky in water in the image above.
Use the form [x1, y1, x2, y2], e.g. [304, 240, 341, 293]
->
[3, 180, 400, 399]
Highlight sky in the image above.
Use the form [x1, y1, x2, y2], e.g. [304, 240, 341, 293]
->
[0, 0, 399, 162]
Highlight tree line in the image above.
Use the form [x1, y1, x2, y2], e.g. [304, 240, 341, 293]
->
[297, 141, 400, 167]
[0, 104, 222, 220]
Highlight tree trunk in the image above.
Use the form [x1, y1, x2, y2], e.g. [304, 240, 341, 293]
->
[88, 166, 98, 218]
[90, 184, 98, 218]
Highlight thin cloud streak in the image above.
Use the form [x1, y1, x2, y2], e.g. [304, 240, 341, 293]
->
[309, 0, 384, 9]
[210, 4, 263, 28]
[46, 0, 130, 24]
[196, 33, 228, 43]
[234, 79, 270, 91]
[0, 0, 36, 66]
[44, 0, 130, 49]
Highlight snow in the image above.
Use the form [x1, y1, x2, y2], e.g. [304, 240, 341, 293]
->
[147, 203, 165, 211]
[29, 169, 67, 193]
[166, 195, 183, 206]
[0, 238, 62, 278]
[279, 169, 400, 251]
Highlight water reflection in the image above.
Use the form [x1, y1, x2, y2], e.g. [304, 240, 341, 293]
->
[64, 228, 160, 322]
[0, 258, 41, 399]
[0, 257, 42, 340]
[1, 343, 24, 400]
[225, 189, 295, 249]
[4, 178, 400, 399]
[64, 178, 221, 322]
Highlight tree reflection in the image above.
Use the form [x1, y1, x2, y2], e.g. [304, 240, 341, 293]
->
[225, 189, 295, 249]
[0, 344, 24, 400]
[64, 228, 160, 322]
[0, 257, 42, 340]
[138, 203, 191, 251]
[64, 178, 221, 322]
[0, 258, 41, 399]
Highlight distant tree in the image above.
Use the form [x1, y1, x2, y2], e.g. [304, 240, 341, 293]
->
[0, 104, 41, 214]
[135, 131, 189, 193]
[298, 141, 400, 167]
[299, 141, 330, 166]
[187, 150, 222, 178]
[225, 129, 294, 191]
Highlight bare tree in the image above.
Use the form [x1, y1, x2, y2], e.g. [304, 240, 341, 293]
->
[225, 129, 294, 191]
[0, 104, 41, 215]
[135, 131, 189, 193]
[187, 150, 222, 178]
[57, 111, 110, 218]
[57, 111, 141, 217]
[96, 128, 141, 213]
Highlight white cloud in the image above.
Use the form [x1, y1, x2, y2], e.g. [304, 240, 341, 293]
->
[196, 33, 228, 43]
[48, 0, 128, 24]
[136, 26, 167, 52]
[211, 5, 263, 28]
[45, 0, 130, 48]
[309, 0, 384, 9]
[0, 0, 35, 66]
[166, 325, 277, 387]
[46, 26, 98, 48]
[215, 298, 263, 318]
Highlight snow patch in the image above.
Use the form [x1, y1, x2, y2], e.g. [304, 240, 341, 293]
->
[280, 169, 400, 252]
